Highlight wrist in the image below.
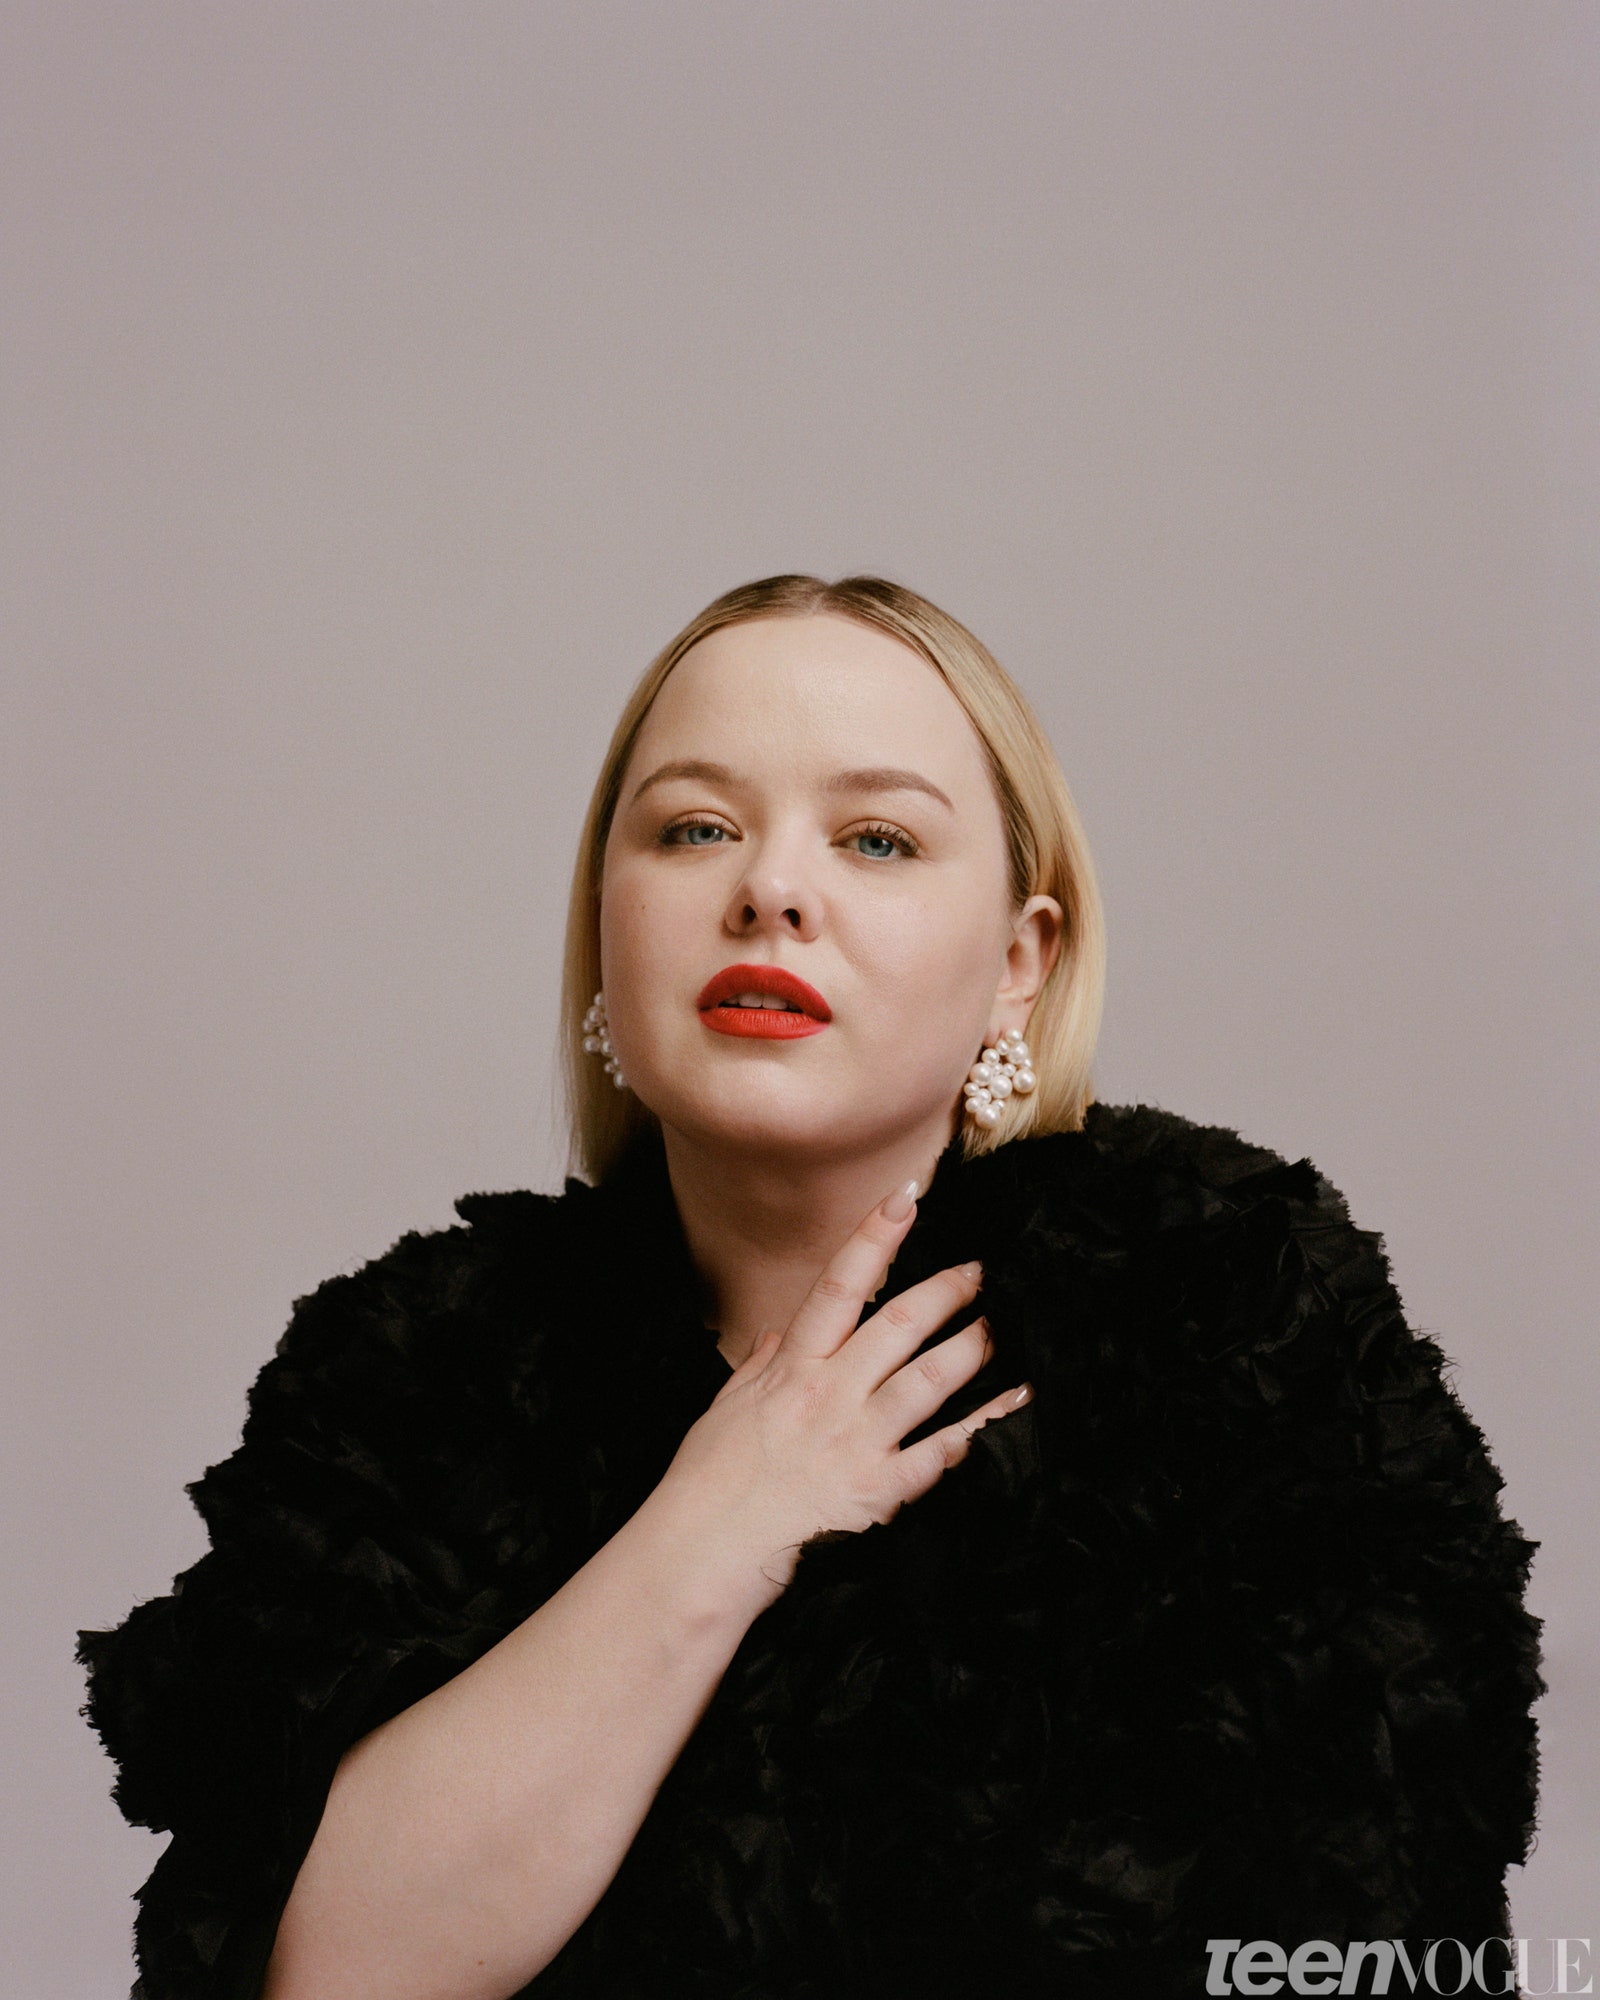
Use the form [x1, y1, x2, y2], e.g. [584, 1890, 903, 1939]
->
[634, 1470, 790, 1634]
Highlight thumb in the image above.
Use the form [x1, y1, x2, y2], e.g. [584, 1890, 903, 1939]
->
[710, 1327, 782, 1402]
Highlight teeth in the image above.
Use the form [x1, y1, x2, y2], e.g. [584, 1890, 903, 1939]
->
[723, 991, 800, 1011]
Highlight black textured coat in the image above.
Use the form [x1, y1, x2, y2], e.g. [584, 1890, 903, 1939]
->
[77, 1103, 1544, 1998]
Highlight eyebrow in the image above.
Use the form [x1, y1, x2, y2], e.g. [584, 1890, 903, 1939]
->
[627, 758, 736, 803]
[831, 766, 956, 812]
[627, 759, 955, 812]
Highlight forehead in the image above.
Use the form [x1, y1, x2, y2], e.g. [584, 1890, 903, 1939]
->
[633, 613, 989, 781]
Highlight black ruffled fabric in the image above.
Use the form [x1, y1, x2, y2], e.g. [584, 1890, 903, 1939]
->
[77, 1103, 1544, 1998]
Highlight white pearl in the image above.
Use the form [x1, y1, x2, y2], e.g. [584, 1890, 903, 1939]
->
[989, 1074, 1013, 1100]
[582, 1035, 603, 1054]
[612, 1071, 628, 1088]
[972, 1100, 1002, 1128]
[970, 1063, 995, 1085]
[1012, 1068, 1037, 1094]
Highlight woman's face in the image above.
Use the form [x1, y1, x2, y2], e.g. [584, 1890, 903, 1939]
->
[599, 613, 1059, 1167]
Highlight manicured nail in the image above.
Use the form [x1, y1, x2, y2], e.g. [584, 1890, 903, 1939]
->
[959, 1260, 983, 1283]
[881, 1179, 919, 1222]
[1011, 1383, 1034, 1408]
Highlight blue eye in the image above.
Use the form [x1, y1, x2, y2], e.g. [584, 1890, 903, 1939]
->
[846, 822, 918, 859]
[660, 818, 732, 847]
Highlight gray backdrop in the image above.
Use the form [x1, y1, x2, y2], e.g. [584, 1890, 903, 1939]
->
[5, 4, 1594, 1990]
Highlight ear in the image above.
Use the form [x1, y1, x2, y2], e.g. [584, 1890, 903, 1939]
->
[988, 895, 1064, 1043]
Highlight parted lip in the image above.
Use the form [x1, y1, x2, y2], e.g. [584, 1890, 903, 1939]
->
[696, 962, 833, 1020]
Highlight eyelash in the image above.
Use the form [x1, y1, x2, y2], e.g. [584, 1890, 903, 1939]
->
[657, 814, 920, 859]
[850, 819, 921, 859]
[656, 815, 728, 849]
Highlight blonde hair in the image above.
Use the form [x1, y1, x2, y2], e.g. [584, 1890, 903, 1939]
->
[560, 574, 1106, 1183]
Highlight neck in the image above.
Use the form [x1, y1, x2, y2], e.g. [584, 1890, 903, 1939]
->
[659, 1112, 961, 1370]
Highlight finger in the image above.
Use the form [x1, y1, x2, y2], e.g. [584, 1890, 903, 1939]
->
[779, 1180, 922, 1361]
[862, 1307, 992, 1432]
[842, 1264, 987, 1397]
[891, 1382, 1034, 1507]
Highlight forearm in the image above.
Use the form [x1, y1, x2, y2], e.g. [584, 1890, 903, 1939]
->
[262, 1474, 770, 2000]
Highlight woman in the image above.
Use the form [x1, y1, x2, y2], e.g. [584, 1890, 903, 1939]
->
[79, 574, 1543, 2000]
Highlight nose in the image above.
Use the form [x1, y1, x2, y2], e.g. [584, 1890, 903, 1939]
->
[723, 828, 822, 942]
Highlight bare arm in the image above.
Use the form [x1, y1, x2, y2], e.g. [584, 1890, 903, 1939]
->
[262, 1470, 772, 2000]
[263, 1183, 1031, 2000]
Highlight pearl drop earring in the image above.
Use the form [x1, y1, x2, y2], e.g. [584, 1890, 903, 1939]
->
[581, 990, 629, 1090]
[963, 1027, 1036, 1130]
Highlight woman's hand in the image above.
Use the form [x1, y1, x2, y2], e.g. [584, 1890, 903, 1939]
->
[656, 1185, 1033, 1619]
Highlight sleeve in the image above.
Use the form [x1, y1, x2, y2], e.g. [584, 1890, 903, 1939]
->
[76, 1223, 535, 2000]
[1220, 1159, 1545, 1942]
[1026, 1141, 1545, 1991]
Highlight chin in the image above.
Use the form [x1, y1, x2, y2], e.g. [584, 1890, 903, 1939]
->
[669, 1077, 947, 1165]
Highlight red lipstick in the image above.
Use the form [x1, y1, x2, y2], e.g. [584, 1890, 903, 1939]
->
[697, 963, 833, 1040]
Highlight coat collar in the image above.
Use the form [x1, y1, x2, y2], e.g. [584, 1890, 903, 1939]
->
[577, 1112, 1119, 1393]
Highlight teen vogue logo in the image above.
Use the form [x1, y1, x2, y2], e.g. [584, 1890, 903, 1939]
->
[1204, 1937, 1593, 1995]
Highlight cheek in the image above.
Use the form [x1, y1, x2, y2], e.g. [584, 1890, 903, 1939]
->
[597, 862, 708, 1052]
[849, 894, 1005, 1043]
[863, 869, 1003, 972]
[600, 859, 686, 968]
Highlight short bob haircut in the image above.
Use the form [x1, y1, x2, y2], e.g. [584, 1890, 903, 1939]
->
[560, 574, 1107, 1184]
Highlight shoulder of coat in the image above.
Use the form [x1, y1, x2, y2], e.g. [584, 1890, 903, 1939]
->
[1075, 1098, 1332, 1205]
[264, 1181, 585, 1373]
[985, 1105, 1354, 1274]
[451, 1181, 584, 1237]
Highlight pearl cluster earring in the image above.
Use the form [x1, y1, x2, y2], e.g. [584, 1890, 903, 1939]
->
[963, 1027, 1036, 1130]
[581, 990, 629, 1090]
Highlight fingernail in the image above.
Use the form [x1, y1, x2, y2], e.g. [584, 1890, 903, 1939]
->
[1011, 1383, 1033, 1408]
[959, 1260, 983, 1283]
[880, 1178, 919, 1222]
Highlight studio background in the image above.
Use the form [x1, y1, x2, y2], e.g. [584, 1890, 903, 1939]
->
[4, 4, 1594, 1990]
